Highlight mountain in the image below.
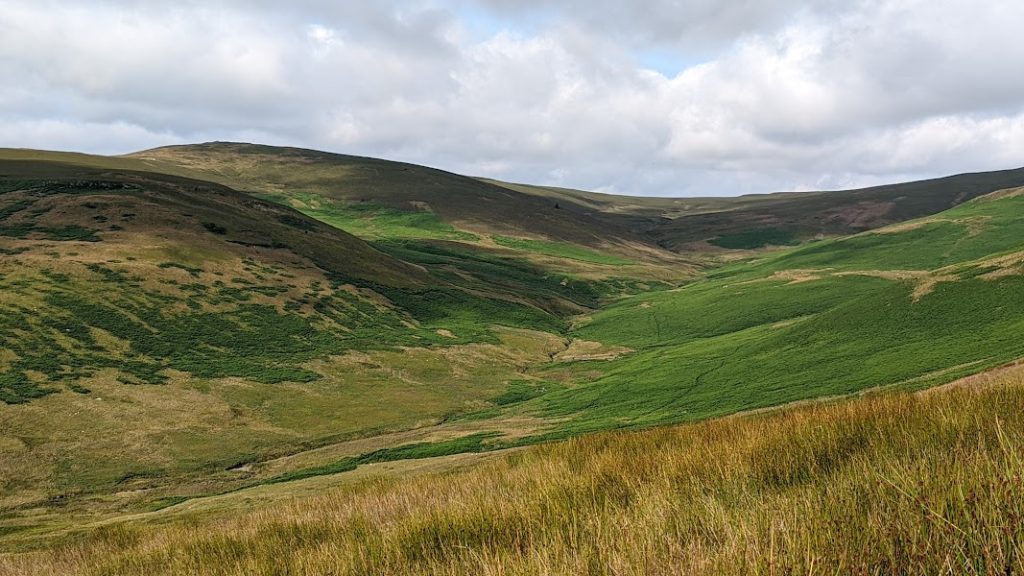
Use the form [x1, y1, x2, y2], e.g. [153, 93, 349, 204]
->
[125, 143, 663, 257]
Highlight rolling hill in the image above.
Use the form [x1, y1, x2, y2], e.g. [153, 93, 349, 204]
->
[125, 143, 662, 257]
[3, 145, 1024, 574]
[0, 151, 625, 531]
[489, 167, 1024, 250]
[129, 142, 1024, 256]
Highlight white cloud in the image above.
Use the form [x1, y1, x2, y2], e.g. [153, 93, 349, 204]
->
[0, 0, 1022, 195]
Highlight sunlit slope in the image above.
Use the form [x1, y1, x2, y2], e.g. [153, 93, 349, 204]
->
[518, 187, 1024, 435]
[10, 364, 1024, 575]
[0, 155, 603, 516]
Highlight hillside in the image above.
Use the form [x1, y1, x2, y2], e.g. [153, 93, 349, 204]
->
[489, 168, 1024, 250]
[6, 360, 1024, 575]
[519, 187, 1024, 435]
[0, 152, 625, 530]
[126, 143, 666, 258]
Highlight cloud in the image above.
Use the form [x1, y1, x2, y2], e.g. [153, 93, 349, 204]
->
[466, 0, 847, 51]
[0, 0, 1022, 196]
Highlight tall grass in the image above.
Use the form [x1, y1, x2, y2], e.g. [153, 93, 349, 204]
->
[5, 367, 1024, 575]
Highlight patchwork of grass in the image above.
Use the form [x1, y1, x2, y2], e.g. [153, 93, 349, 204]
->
[0, 254, 569, 403]
[0, 278, 331, 398]
[9, 368, 1024, 575]
[491, 235, 634, 265]
[474, 192, 1024, 437]
[0, 181, 127, 242]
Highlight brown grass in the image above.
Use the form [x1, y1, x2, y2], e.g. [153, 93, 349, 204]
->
[4, 364, 1024, 575]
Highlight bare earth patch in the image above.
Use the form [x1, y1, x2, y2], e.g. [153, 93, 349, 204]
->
[872, 219, 938, 235]
[771, 269, 824, 284]
[911, 274, 958, 301]
[831, 269, 956, 302]
[555, 339, 632, 362]
[835, 269, 930, 281]
[972, 250, 1024, 281]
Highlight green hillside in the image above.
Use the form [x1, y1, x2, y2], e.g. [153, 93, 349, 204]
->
[133, 143, 1024, 259]
[516, 188, 1024, 435]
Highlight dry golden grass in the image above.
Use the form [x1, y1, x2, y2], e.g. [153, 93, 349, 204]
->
[4, 365, 1024, 575]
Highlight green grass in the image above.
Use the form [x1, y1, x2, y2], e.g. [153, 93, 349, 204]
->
[543, 275, 1024, 435]
[262, 192, 479, 242]
[498, 192, 1024, 437]
[762, 194, 1024, 272]
[491, 235, 634, 265]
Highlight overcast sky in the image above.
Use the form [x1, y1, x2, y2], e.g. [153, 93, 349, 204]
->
[2, 0, 1023, 196]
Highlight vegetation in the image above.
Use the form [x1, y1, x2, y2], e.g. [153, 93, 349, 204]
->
[5, 366, 1024, 575]
[765, 192, 1024, 272]
[518, 191, 1024, 436]
[260, 192, 480, 242]
[4, 145, 1024, 573]
[491, 235, 634, 265]
[708, 227, 797, 249]
[0, 165, 587, 522]
[265, 432, 500, 485]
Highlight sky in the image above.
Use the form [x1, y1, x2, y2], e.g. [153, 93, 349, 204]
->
[2, 0, 1023, 196]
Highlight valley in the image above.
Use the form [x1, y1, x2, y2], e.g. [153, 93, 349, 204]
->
[2, 144, 1024, 574]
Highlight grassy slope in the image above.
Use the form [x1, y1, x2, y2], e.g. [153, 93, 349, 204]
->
[6, 363, 1024, 575]
[0, 154, 612, 529]
[498, 188, 1024, 436]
